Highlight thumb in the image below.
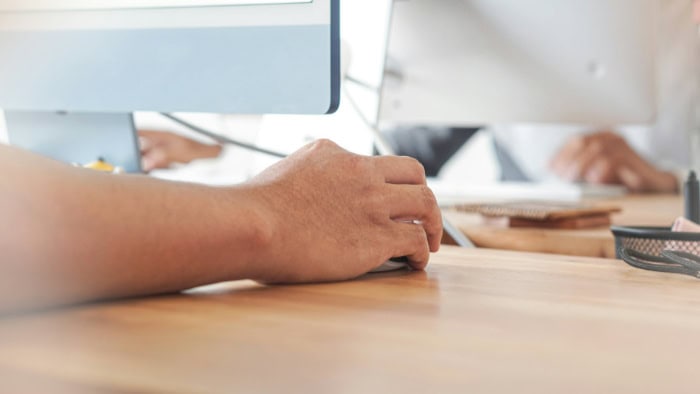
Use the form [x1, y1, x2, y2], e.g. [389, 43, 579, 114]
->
[141, 148, 169, 172]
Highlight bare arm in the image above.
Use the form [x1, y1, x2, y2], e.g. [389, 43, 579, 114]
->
[0, 140, 441, 313]
[0, 143, 267, 312]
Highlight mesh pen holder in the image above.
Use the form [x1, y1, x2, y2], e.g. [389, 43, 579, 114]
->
[611, 226, 700, 278]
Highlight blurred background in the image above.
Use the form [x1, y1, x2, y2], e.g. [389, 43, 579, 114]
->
[1, 0, 697, 199]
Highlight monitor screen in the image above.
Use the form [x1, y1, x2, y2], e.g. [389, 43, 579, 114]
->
[379, 0, 656, 126]
[0, 1, 311, 11]
[0, 0, 340, 114]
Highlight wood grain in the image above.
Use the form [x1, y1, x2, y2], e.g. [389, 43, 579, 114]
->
[1, 246, 699, 394]
[445, 195, 683, 258]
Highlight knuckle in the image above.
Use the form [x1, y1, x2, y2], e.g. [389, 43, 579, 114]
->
[587, 140, 604, 155]
[420, 186, 438, 210]
[603, 131, 619, 140]
[598, 157, 612, 168]
[309, 138, 338, 152]
[613, 135, 627, 147]
[346, 154, 372, 175]
[602, 131, 625, 145]
[427, 214, 444, 235]
[405, 156, 426, 177]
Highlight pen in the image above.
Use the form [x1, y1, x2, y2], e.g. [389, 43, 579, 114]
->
[684, 171, 700, 224]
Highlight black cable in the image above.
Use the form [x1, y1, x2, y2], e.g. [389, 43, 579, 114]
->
[159, 113, 288, 159]
[343, 79, 397, 156]
[345, 75, 379, 92]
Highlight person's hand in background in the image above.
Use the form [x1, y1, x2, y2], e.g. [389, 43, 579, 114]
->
[550, 131, 678, 193]
[139, 130, 223, 172]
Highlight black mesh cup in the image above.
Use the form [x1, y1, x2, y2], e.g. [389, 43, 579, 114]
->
[611, 226, 700, 278]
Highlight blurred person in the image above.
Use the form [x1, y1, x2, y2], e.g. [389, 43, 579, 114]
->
[143, 2, 696, 193]
[392, 0, 698, 194]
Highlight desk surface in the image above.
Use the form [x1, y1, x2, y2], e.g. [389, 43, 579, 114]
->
[445, 195, 683, 258]
[1, 246, 699, 393]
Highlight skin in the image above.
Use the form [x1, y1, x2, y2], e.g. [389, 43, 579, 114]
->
[139, 130, 223, 172]
[550, 131, 678, 194]
[0, 139, 442, 314]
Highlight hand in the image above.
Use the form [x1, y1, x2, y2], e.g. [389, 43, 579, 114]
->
[138, 130, 223, 172]
[244, 139, 443, 283]
[550, 131, 678, 193]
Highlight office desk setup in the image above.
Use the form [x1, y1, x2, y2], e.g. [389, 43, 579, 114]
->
[1, 195, 698, 393]
[1, 1, 698, 392]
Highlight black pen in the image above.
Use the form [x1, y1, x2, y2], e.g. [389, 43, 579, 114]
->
[684, 171, 700, 224]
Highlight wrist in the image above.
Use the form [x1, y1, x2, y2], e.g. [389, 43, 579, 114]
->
[216, 185, 276, 281]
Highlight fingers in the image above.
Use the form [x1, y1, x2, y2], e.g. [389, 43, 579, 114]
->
[141, 148, 169, 172]
[583, 157, 619, 184]
[388, 222, 431, 270]
[550, 135, 585, 176]
[562, 133, 677, 193]
[550, 132, 638, 185]
[138, 130, 171, 150]
[373, 156, 438, 251]
[616, 166, 645, 192]
[137, 130, 165, 139]
[374, 156, 427, 185]
[139, 136, 154, 153]
[139, 132, 167, 172]
[386, 184, 443, 252]
[561, 140, 606, 181]
[616, 164, 678, 193]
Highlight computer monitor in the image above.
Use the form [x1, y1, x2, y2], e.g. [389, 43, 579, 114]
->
[0, 0, 340, 172]
[378, 0, 657, 127]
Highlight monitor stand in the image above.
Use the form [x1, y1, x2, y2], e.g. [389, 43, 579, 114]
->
[4, 111, 142, 173]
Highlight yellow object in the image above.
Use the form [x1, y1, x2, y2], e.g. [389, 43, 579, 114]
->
[83, 158, 122, 173]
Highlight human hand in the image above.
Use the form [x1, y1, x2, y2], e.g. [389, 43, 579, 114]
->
[244, 139, 443, 283]
[138, 130, 222, 172]
[550, 131, 678, 193]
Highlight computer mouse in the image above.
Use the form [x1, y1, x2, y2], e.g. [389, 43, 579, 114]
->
[369, 257, 410, 273]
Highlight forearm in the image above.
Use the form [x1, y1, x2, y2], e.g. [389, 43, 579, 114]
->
[0, 139, 443, 313]
[0, 145, 268, 313]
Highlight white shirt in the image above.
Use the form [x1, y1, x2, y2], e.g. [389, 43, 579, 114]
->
[490, 0, 698, 182]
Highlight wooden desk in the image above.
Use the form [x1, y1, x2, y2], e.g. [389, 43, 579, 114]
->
[445, 195, 683, 258]
[1, 247, 699, 393]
